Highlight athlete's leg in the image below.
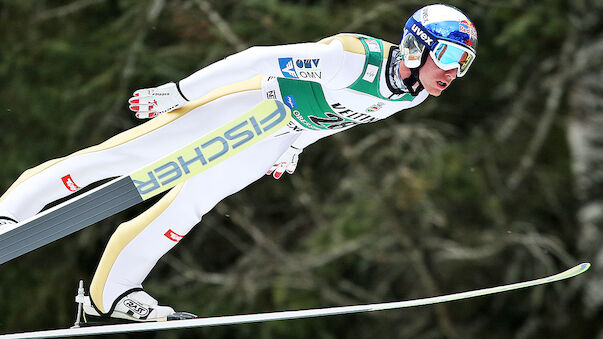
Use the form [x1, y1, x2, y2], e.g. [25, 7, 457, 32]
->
[90, 91, 298, 314]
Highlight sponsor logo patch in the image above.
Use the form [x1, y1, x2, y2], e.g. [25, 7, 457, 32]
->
[284, 95, 298, 109]
[123, 299, 150, 317]
[278, 57, 321, 79]
[366, 40, 381, 53]
[410, 23, 436, 49]
[366, 102, 385, 113]
[331, 103, 376, 123]
[295, 58, 320, 69]
[279, 58, 298, 78]
[61, 174, 81, 192]
[164, 229, 184, 242]
[362, 64, 379, 83]
[130, 100, 290, 199]
[459, 20, 477, 39]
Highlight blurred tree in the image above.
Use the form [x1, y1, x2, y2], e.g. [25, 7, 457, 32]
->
[566, 1, 603, 336]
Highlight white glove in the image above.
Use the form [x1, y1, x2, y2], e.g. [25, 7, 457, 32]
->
[128, 82, 188, 119]
[267, 147, 302, 179]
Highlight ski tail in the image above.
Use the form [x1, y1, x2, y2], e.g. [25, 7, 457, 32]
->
[0, 100, 291, 265]
[0, 177, 142, 265]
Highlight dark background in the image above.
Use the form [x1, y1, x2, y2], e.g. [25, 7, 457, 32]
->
[1, 0, 602, 338]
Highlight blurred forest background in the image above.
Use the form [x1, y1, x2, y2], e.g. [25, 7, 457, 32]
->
[1, 0, 602, 338]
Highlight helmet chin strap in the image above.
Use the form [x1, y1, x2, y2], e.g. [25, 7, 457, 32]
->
[402, 49, 430, 96]
[402, 68, 423, 96]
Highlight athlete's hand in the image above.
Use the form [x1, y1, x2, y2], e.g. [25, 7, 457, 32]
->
[128, 82, 188, 119]
[267, 147, 302, 179]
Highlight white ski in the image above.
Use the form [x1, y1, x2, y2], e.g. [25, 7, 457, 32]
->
[0, 262, 590, 339]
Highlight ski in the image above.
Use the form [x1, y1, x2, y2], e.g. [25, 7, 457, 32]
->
[0, 263, 590, 338]
[0, 100, 291, 265]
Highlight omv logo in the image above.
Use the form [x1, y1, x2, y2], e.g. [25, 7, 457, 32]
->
[278, 58, 298, 78]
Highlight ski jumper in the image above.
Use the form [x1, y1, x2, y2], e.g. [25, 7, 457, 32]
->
[0, 34, 428, 314]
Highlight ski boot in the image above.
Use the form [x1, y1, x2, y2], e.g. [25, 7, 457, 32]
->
[74, 281, 196, 325]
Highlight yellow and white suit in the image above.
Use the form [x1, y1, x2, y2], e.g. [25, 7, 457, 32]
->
[0, 34, 428, 315]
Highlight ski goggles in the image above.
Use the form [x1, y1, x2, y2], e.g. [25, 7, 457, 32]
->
[429, 41, 475, 77]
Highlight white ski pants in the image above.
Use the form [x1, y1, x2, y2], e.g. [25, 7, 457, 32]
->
[0, 76, 298, 314]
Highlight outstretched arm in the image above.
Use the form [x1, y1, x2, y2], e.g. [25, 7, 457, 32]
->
[129, 38, 349, 119]
[178, 40, 345, 100]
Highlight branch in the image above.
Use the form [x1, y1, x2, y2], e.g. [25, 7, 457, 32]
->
[494, 70, 538, 143]
[93, 0, 165, 139]
[505, 35, 576, 191]
[193, 0, 247, 51]
[342, 2, 398, 32]
[505, 75, 564, 190]
[34, 0, 105, 22]
[332, 129, 461, 339]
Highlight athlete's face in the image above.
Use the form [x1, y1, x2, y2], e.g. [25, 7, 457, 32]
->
[418, 56, 457, 96]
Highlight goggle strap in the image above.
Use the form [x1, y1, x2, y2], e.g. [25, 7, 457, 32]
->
[435, 41, 475, 56]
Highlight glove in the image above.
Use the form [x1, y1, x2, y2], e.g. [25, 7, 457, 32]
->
[267, 146, 302, 179]
[128, 82, 188, 119]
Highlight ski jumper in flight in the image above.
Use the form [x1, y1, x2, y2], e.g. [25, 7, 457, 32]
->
[0, 4, 477, 321]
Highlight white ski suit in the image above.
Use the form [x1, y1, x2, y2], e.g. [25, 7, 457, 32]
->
[0, 34, 429, 314]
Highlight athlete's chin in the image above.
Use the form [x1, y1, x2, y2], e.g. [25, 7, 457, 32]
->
[426, 87, 443, 96]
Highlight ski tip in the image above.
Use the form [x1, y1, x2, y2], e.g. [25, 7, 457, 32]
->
[553, 262, 591, 281]
[577, 262, 591, 273]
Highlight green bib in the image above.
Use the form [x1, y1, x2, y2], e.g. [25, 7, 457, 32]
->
[278, 36, 415, 131]
[348, 37, 415, 101]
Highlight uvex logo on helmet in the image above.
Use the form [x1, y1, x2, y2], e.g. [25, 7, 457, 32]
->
[411, 24, 434, 46]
